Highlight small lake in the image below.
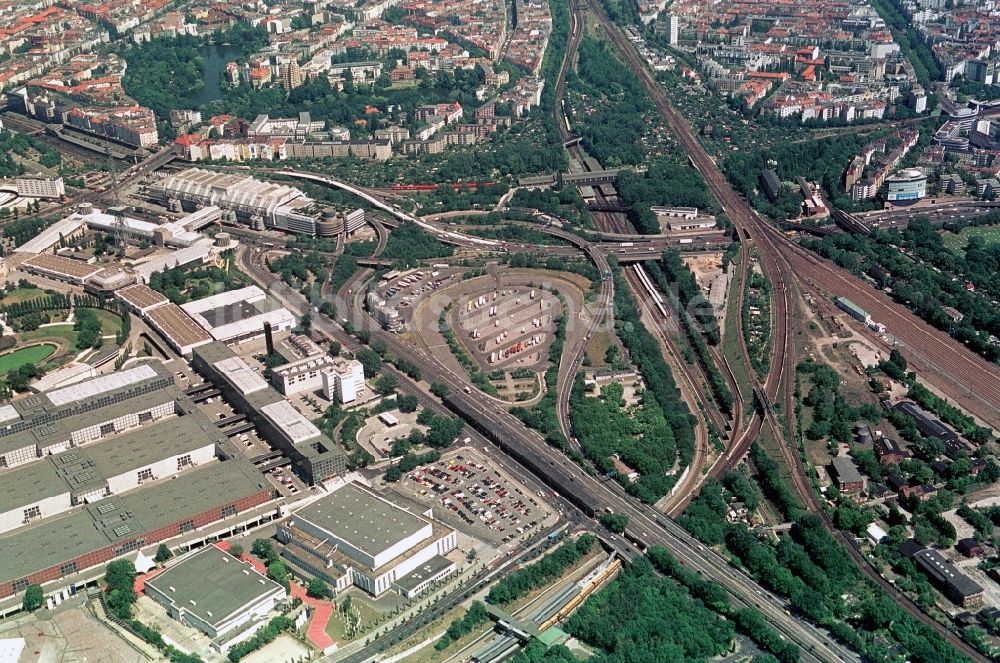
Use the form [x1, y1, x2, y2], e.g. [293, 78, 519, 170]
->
[190, 43, 244, 106]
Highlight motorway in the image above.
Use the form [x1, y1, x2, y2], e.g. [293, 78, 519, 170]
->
[236, 195, 860, 663]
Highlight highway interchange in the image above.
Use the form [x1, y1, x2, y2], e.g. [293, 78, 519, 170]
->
[40, 6, 993, 660]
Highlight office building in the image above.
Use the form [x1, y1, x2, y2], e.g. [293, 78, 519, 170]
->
[145, 546, 285, 652]
[666, 14, 679, 45]
[277, 482, 456, 597]
[886, 169, 927, 203]
[15, 177, 65, 199]
[191, 342, 347, 484]
[322, 360, 366, 404]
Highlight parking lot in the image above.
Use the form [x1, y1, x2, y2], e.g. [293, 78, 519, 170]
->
[390, 448, 555, 549]
[376, 266, 462, 309]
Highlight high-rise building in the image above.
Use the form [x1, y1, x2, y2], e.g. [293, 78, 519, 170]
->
[667, 14, 680, 45]
[281, 59, 303, 91]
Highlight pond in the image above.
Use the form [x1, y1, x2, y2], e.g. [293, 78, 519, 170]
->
[189, 43, 243, 106]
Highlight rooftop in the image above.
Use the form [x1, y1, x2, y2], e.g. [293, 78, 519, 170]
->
[914, 548, 984, 598]
[21, 253, 102, 280]
[294, 483, 428, 559]
[145, 546, 284, 629]
[259, 400, 321, 444]
[214, 356, 269, 396]
[0, 413, 220, 513]
[146, 303, 214, 351]
[0, 458, 271, 585]
[47, 364, 158, 407]
[116, 284, 169, 311]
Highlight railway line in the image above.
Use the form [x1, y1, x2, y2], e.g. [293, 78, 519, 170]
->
[585, 2, 995, 659]
[240, 173, 860, 663]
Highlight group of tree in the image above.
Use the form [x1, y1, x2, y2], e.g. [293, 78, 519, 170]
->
[647, 546, 798, 662]
[73, 308, 104, 350]
[227, 615, 293, 662]
[799, 361, 881, 444]
[148, 263, 248, 304]
[568, 37, 652, 167]
[250, 538, 290, 593]
[384, 449, 442, 482]
[435, 601, 489, 650]
[488, 535, 596, 605]
[616, 159, 716, 234]
[382, 221, 454, 267]
[570, 377, 681, 503]
[2, 214, 57, 247]
[601, 268, 697, 483]
[803, 218, 1000, 363]
[565, 555, 734, 663]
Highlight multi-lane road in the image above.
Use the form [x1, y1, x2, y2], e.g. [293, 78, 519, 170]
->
[236, 221, 859, 663]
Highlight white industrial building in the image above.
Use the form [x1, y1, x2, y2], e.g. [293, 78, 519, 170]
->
[151, 168, 324, 235]
[182, 286, 295, 345]
[144, 546, 286, 652]
[651, 206, 718, 232]
[278, 482, 457, 598]
[271, 351, 365, 404]
[0, 414, 217, 535]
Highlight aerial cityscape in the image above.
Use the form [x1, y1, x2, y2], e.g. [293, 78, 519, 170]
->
[0, 0, 998, 661]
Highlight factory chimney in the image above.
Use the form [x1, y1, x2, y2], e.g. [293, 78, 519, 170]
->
[264, 321, 274, 355]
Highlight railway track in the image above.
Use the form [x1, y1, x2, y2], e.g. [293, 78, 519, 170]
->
[586, 4, 993, 660]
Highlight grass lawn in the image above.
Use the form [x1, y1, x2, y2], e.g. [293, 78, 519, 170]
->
[78, 307, 124, 335]
[941, 224, 1000, 251]
[584, 330, 615, 368]
[0, 343, 56, 373]
[325, 597, 384, 643]
[21, 324, 78, 348]
[0, 287, 48, 305]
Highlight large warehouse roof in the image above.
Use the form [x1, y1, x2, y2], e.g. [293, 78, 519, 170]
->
[0, 414, 219, 515]
[294, 483, 428, 558]
[0, 458, 270, 585]
[46, 364, 158, 407]
[145, 546, 284, 629]
[146, 303, 213, 354]
[21, 254, 102, 281]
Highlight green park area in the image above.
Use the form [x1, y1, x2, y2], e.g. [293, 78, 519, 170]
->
[941, 223, 1000, 251]
[0, 343, 56, 374]
[0, 286, 48, 305]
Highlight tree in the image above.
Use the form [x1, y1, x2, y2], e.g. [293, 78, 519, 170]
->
[356, 348, 382, 378]
[266, 560, 289, 591]
[307, 577, 331, 599]
[154, 543, 173, 564]
[430, 382, 450, 398]
[22, 585, 43, 612]
[251, 538, 275, 562]
[372, 373, 398, 396]
[329, 340, 341, 356]
[229, 543, 244, 559]
[599, 512, 630, 534]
